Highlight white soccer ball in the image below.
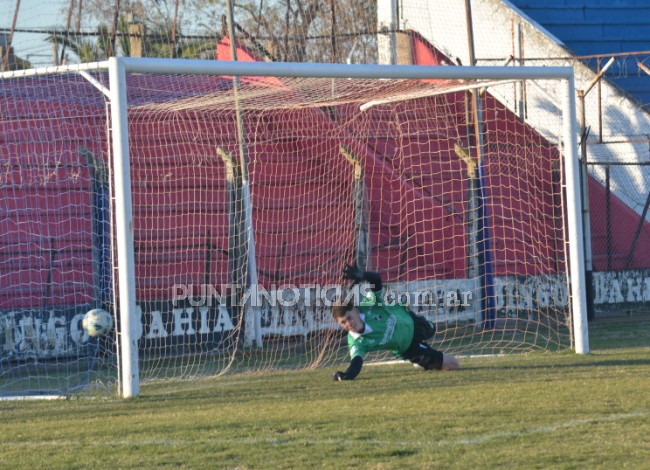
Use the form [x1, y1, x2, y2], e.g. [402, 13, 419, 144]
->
[82, 308, 114, 337]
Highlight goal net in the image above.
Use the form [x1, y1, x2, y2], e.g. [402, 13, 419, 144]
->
[0, 59, 587, 398]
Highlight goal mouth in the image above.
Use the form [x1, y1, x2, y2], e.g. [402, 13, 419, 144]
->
[0, 59, 586, 397]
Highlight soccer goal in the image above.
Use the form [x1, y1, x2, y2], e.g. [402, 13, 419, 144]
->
[0, 58, 588, 398]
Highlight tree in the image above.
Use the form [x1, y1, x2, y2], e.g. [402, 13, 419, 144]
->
[224, 0, 377, 63]
[65, 0, 217, 59]
[62, 0, 378, 63]
[47, 27, 109, 64]
[49, 18, 215, 62]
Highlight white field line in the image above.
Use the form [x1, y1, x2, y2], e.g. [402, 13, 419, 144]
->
[0, 395, 68, 401]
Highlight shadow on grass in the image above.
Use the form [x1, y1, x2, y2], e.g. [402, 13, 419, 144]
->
[588, 315, 650, 350]
[484, 356, 650, 373]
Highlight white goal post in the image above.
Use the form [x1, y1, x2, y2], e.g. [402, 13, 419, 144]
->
[0, 58, 588, 399]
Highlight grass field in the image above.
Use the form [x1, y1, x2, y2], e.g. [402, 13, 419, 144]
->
[2, 316, 649, 469]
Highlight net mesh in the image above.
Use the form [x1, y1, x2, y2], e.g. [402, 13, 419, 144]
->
[0, 67, 572, 396]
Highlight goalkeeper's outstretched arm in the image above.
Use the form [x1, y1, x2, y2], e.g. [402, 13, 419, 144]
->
[342, 263, 383, 292]
[332, 355, 363, 381]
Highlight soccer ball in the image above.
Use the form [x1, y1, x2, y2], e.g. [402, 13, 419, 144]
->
[82, 308, 114, 337]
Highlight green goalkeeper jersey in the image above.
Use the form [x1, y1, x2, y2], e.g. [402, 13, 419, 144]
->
[347, 291, 415, 360]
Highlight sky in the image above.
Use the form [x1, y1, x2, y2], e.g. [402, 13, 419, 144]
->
[1, 0, 97, 68]
[1, 0, 219, 68]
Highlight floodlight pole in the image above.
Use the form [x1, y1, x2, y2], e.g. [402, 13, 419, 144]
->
[226, 0, 262, 349]
[465, 0, 496, 329]
[2, 0, 20, 72]
[340, 144, 369, 269]
[577, 89, 595, 322]
[576, 57, 613, 322]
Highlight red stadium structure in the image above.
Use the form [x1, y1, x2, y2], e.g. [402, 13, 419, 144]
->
[1, 33, 649, 317]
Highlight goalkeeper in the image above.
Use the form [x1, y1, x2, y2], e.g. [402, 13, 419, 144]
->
[332, 264, 460, 381]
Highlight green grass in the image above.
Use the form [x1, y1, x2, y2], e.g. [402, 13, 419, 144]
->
[2, 316, 649, 469]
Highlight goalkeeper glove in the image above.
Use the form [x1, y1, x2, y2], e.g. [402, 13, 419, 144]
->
[342, 263, 364, 285]
[343, 264, 383, 293]
[332, 371, 347, 381]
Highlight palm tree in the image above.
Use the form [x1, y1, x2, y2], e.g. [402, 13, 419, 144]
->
[49, 17, 217, 63]
[47, 26, 109, 64]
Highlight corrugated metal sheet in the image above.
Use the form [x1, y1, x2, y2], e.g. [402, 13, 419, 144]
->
[511, 0, 650, 107]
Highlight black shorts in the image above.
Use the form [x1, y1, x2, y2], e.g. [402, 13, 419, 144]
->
[400, 311, 442, 370]
[402, 341, 444, 371]
[407, 310, 436, 342]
